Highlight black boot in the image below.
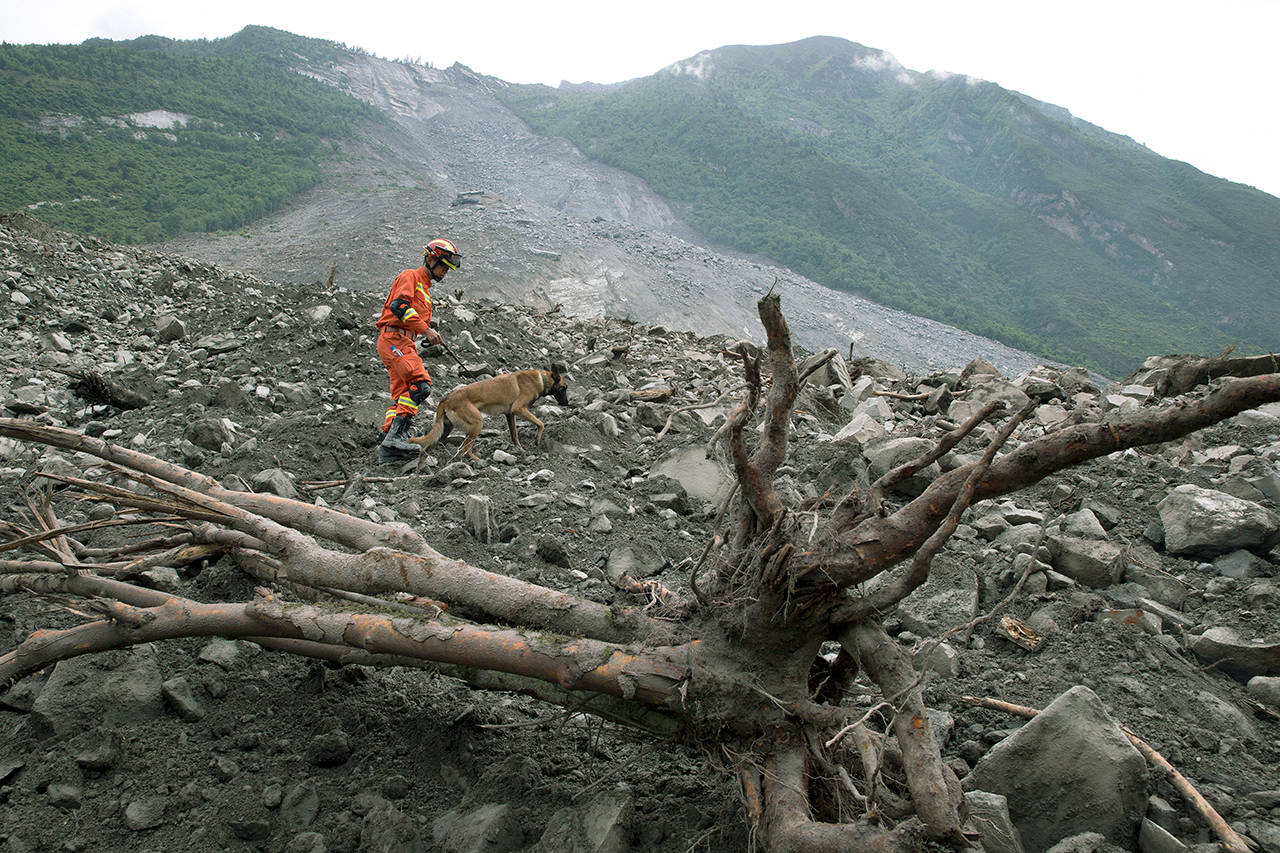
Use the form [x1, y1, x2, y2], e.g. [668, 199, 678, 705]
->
[378, 414, 417, 462]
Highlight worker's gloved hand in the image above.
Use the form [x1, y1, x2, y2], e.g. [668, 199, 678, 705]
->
[424, 328, 443, 346]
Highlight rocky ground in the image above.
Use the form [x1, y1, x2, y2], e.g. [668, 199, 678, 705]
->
[2, 213, 1280, 853]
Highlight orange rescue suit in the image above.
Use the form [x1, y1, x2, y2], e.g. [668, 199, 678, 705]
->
[377, 267, 435, 430]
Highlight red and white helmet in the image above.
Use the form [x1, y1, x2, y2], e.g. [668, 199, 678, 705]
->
[424, 238, 461, 271]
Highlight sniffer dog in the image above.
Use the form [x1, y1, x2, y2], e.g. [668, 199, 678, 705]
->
[411, 365, 569, 462]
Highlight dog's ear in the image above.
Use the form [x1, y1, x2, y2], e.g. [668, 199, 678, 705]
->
[550, 361, 568, 377]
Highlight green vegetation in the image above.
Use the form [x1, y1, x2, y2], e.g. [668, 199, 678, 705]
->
[0, 27, 383, 243]
[496, 36, 1280, 374]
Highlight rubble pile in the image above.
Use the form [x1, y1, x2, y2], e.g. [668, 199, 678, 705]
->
[2, 215, 1279, 852]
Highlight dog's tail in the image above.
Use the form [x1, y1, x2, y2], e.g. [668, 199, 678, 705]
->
[409, 407, 447, 453]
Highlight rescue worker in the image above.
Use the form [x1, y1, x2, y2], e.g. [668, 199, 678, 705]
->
[376, 238, 461, 462]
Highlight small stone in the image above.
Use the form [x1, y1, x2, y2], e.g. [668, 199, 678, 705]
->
[282, 780, 321, 828]
[47, 783, 82, 809]
[535, 535, 572, 568]
[213, 755, 239, 782]
[140, 566, 181, 592]
[124, 797, 166, 831]
[74, 731, 122, 770]
[230, 819, 272, 841]
[199, 638, 241, 669]
[286, 831, 328, 853]
[87, 502, 116, 520]
[162, 676, 206, 721]
[381, 774, 410, 800]
[306, 730, 352, 768]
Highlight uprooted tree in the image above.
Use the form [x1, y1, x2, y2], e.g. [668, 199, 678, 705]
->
[3, 295, 1278, 851]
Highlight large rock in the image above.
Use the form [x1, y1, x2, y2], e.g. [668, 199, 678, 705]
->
[605, 544, 667, 583]
[437, 803, 523, 853]
[1190, 627, 1280, 680]
[963, 686, 1148, 852]
[30, 646, 165, 738]
[251, 467, 297, 499]
[965, 790, 1026, 853]
[649, 446, 733, 503]
[864, 436, 941, 496]
[465, 494, 493, 543]
[184, 417, 235, 452]
[535, 787, 633, 853]
[362, 801, 425, 852]
[154, 314, 186, 342]
[831, 411, 887, 444]
[1248, 676, 1280, 709]
[1046, 535, 1126, 588]
[1156, 485, 1280, 558]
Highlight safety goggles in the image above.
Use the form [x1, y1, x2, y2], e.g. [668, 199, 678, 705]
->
[437, 254, 460, 271]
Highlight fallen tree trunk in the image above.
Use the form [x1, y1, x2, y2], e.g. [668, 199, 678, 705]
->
[1129, 351, 1280, 398]
[4, 299, 1278, 851]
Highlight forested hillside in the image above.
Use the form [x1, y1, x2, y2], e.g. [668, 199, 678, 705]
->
[0, 27, 383, 242]
[3, 29, 1277, 374]
[496, 36, 1280, 374]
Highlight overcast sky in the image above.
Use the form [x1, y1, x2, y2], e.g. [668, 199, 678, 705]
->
[4, 0, 1278, 198]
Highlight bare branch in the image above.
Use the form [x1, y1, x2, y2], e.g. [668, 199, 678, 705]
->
[804, 373, 1280, 591]
[865, 400, 1004, 512]
[0, 419, 670, 645]
[835, 400, 1033, 622]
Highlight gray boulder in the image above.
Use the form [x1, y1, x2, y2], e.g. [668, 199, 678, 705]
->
[864, 436, 941, 496]
[1047, 535, 1126, 588]
[1045, 832, 1128, 853]
[1248, 676, 1280, 708]
[649, 446, 733, 503]
[605, 544, 667, 583]
[30, 646, 165, 738]
[1059, 509, 1109, 540]
[1213, 549, 1274, 579]
[184, 417, 235, 452]
[1190, 627, 1280, 680]
[1156, 484, 1280, 558]
[154, 314, 186, 342]
[535, 786, 633, 853]
[251, 467, 297, 499]
[963, 686, 1147, 852]
[361, 801, 425, 853]
[965, 790, 1026, 853]
[437, 803, 523, 853]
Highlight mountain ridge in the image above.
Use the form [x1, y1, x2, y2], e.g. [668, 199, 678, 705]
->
[495, 34, 1280, 373]
[3, 27, 1276, 376]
